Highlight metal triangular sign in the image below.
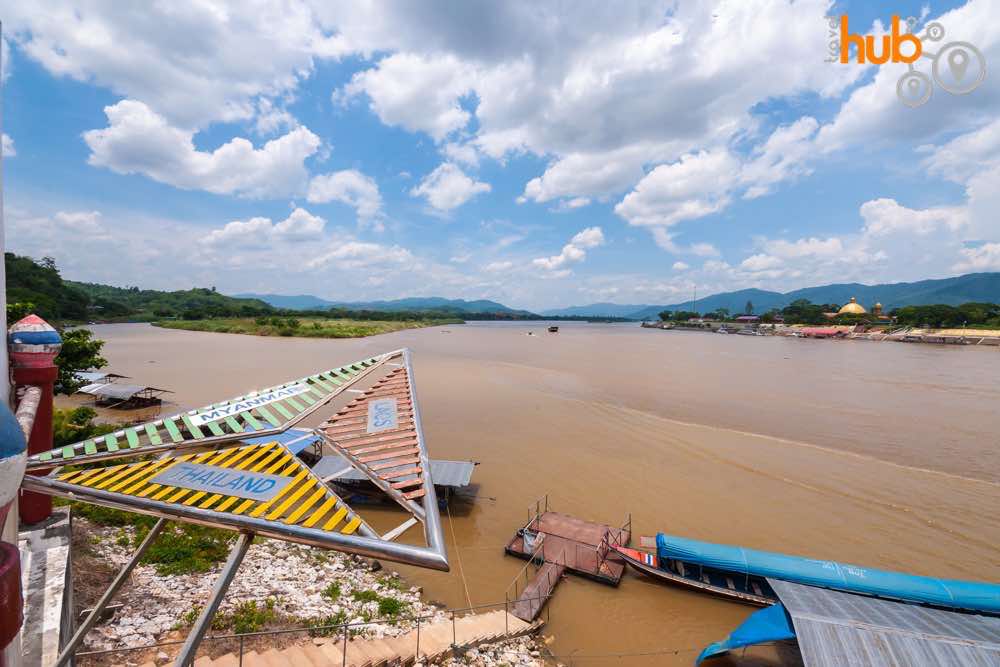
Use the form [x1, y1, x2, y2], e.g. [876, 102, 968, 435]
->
[27, 353, 393, 470]
[22, 349, 448, 571]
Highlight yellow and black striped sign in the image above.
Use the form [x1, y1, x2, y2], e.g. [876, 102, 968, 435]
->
[57, 441, 366, 535]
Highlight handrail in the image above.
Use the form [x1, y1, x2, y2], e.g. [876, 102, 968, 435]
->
[14, 385, 42, 442]
[72, 593, 554, 659]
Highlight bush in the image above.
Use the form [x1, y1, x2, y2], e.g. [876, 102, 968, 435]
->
[351, 589, 379, 603]
[322, 582, 341, 601]
[377, 597, 407, 617]
[306, 610, 348, 637]
[138, 523, 235, 575]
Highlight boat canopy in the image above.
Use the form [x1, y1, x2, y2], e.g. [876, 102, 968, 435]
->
[657, 533, 1000, 614]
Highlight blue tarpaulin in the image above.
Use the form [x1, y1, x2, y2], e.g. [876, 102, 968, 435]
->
[658, 534, 1000, 614]
[696, 603, 795, 664]
[242, 427, 320, 455]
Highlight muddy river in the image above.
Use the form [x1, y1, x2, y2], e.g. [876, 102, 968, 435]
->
[67, 322, 1000, 665]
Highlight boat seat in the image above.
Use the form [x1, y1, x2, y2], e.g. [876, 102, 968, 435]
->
[752, 581, 764, 596]
[726, 577, 736, 590]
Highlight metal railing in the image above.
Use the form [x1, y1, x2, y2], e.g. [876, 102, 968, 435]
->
[14, 385, 42, 441]
[73, 594, 553, 666]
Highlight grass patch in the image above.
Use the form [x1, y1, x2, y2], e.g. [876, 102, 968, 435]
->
[153, 317, 460, 339]
[351, 589, 379, 603]
[322, 582, 342, 601]
[377, 597, 408, 618]
[306, 610, 349, 637]
[65, 501, 234, 575]
[378, 574, 404, 591]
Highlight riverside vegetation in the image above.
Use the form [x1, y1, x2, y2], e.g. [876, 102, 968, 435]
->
[153, 316, 460, 338]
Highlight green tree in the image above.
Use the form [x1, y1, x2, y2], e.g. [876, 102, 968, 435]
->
[56, 329, 107, 394]
[7, 301, 36, 323]
[744, 300, 754, 315]
[658, 310, 672, 321]
[53, 407, 118, 448]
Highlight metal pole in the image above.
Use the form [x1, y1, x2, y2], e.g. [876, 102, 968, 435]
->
[55, 519, 167, 667]
[504, 595, 509, 635]
[238, 636, 244, 667]
[415, 615, 420, 661]
[173, 532, 253, 667]
[341, 623, 347, 667]
[451, 611, 456, 648]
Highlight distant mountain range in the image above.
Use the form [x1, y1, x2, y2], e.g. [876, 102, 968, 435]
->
[628, 272, 1000, 320]
[238, 272, 1000, 321]
[235, 294, 532, 315]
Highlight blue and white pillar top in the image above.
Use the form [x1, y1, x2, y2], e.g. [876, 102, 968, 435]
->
[7, 315, 61, 368]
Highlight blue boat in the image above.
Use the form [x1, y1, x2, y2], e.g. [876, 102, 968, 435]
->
[612, 533, 1000, 615]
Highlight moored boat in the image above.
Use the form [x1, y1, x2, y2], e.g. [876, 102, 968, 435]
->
[612, 543, 775, 606]
[614, 534, 1000, 615]
[547, 326, 559, 333]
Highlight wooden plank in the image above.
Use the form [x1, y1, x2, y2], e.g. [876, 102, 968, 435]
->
[144, 423, 162, 446]
[403, 488, 426, 500]
[239, 411, 263, 432]
[180, 414, 204, 439]
[163, 419, 184, 443]
[367, 455, 421, 471]
[125, 429, 140, 449]
[255, 406, 282, 428]
[358, 447, 419, 464]
[204, 420, 226, 437]
[378, 465, 422, 480]
[390, 478, 423, 490]
[223, 415, 243, 434]
[104, 434, 120, 453]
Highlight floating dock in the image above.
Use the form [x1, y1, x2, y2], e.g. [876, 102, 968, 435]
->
[504, 498, 631, 620]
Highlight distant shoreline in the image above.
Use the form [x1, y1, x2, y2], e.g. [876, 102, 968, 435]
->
[152, 316, 462, 338]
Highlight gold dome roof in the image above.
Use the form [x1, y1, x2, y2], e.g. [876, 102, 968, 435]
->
[837, 297, 867, 315]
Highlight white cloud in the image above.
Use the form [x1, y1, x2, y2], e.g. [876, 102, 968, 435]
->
[672, 261, 690, 271]
[442, 142, 480, 167]
[954, 243, 1000, 272]
[307, 241, 415, 271]
[339, 53, 475, 141]
[860, 198, 967, 238]
[484, 260, 514, 273]
[533, 226, 605, 272]
[740, 117, 819, 199]
[3, 1, 345, 129]
[307, 170, 383, 222]
[2, 133, 14, 157]
[615, 150, 739, 228]
[204, 208, 325, 247]
[410, 162, 490, 212]
[83, 100, 320, 198]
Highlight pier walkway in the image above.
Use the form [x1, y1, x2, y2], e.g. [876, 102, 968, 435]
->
[504, 498, 631, 621]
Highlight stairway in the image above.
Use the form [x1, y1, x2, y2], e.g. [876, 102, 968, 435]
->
[512, 563, 565, 622]
[179, 610, 542, 667]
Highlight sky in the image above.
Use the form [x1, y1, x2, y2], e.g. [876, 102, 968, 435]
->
[1, 0, 998, 311]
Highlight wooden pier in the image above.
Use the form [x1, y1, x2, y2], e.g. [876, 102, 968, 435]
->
[504, 498, 631, 621]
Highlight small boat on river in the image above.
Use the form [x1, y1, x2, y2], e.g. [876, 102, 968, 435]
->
[547, 326, 559, 333]
[612, 534, 1000, 614]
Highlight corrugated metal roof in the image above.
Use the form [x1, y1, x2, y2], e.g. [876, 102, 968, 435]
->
[242, 427, 320, 455]
[769, 579, 1000, 666]
[77, 383, 170, 400]
[313, 453, 474, 488]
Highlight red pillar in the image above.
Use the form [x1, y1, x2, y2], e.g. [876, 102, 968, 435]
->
[13, 365, 56, 525]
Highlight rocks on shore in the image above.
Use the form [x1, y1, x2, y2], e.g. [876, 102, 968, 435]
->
[78, 519, 547, 666]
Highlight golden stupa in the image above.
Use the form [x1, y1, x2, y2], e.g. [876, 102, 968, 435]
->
[837, 297, 867, 315]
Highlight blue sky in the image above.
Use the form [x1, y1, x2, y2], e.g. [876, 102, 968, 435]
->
[2, 1, 998, 310]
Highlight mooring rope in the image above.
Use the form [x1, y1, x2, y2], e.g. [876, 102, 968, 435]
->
[447, 502, 474, 609]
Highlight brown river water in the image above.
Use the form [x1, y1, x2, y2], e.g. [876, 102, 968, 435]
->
[67, 323, 1000, 665]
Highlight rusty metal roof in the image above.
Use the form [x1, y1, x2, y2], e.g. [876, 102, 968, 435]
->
[769, 579, 1000, 666]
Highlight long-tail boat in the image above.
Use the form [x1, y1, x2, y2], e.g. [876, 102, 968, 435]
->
[612, 534, 1000, 614]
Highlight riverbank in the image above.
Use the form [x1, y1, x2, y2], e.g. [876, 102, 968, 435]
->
[153, 317, 462, 338]
[76, 322, 1000, 664]
[72, 513, 546, 666]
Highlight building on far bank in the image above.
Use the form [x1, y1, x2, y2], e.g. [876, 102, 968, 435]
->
[837, 297, 867, 315]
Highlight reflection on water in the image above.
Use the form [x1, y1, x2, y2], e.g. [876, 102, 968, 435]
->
[68, 323, 1000, 665]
